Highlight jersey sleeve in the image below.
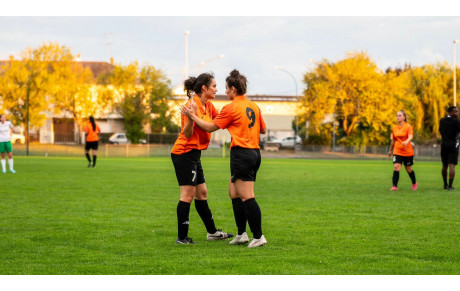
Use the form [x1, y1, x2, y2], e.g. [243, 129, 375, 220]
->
[407, 124, 413, 136]
[213, 103, 233, 129]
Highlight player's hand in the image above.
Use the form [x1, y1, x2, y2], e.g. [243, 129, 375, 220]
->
[388, 151, 392, 157]
[402, 141, 408, 146]
[180, 104, 194, 118]
[189, 99, 198, 113]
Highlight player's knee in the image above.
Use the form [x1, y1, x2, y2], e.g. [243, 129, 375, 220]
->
[195, 190, 208, 200]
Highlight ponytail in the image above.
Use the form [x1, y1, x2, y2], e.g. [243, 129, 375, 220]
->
[89, 116, 96, 131]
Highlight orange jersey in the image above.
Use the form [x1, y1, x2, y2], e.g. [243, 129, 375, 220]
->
[84, 123, 101, 142]
[171, 96, 219, 155]
[213, 95, 266, 149]
[391, 122, 414, 156]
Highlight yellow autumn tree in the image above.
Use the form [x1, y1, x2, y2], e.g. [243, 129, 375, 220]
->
[301, 52, 416, 145]
[0, 42, 96, 143]
[408, 63, 452, 139]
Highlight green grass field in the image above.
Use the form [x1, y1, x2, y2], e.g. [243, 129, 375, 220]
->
[1, 156, 459, 274]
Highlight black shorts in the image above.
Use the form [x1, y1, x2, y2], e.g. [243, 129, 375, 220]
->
[171, 150, 205, 186]
[230, 147, 261, 182]
[393, 155, 414, 166]
[85, 141, 99, 150]
[441, 146, 459, 165]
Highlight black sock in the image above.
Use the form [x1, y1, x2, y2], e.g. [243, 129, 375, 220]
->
[408, 171, 416, 184]
[443, 177, 448, 187]
[244, 198, 262, 239]
[232, 198, 247, 235]
[177, 201, 191, 240]
[92, 156, 97, 167]
[85, 153, 91, 163]
[449, 179, 454, 187]
[392, 171, 400, 187]
[194, 199, 217, 234]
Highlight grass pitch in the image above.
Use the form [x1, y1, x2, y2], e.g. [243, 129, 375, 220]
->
[0, 156, 459, 274]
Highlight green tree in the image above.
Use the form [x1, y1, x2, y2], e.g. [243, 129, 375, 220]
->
[107, 63, 176, 142]
[118, 91, 148, 143]
[139, 66, 178, 133]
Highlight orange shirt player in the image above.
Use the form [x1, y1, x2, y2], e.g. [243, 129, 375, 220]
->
[388, 110, 417, 191]
[171, 73, 234, 245]
[181, 69, 268, 248]
[84, 116, 101, 168]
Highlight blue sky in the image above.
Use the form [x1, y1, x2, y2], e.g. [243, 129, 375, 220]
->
[2, 2, 460, 96]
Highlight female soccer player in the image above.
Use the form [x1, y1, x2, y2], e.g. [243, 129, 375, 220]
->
[181, 69, 268, 248]
[171, 73, 233, 244]
[388, 110, 417, 191]
[84, 116, 101, 168]
[0, 114, 16, 173]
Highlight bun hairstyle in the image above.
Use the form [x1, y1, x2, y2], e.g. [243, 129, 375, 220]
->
[226, 69, 247, 95]
[398, 110, 407, 121]
[183, 73, 214, 99]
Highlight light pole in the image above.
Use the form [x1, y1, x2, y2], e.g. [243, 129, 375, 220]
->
[454, 40, 459, 106]
[275, 66, 299, 148]
[196, 54, 224, 74]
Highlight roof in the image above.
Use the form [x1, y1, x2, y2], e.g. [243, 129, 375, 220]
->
[78, 61, 114, 79]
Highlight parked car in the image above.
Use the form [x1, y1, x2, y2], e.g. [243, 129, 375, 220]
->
[259, 135, 276, 149]
[272, 136, 302, 148]
[108, 133, 146, 144]
[12, 133, 25, 144]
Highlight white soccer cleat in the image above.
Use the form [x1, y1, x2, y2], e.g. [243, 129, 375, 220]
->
[248, 235, 267, 248]
[229, 232, 249, 245]
[207, 229, 234, 241]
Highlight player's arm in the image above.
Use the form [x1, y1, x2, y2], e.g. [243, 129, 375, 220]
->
[388, 134, 395, 156]
[180, 105, 219, 133]
[402, 134, 413, 146]
[259, 107, 267, 134]
[183, 116, 194, 138]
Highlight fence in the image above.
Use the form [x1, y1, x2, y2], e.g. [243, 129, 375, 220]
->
[11, 143, 442, 161]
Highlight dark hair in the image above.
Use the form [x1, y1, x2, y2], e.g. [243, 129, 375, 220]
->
[448, 106, 457, 114]
[183, 73, 214, 99]
[89, 116, 96, 131]
[398, 110, 407, 121]
[226, 69, 247, 95]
